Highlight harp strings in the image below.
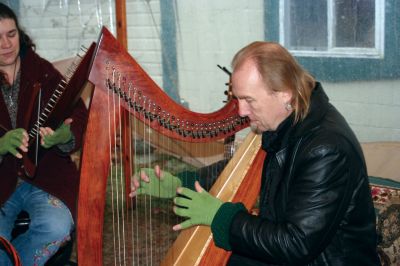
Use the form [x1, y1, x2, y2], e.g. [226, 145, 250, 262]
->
[143, 94, 152, 265]
[103, 65, 128, 265]
[117, 71, 127, 263]
[109, 66, 124, 265]
[130, 85, 140, 266]
[104, 66, 173, 265]
[106, 65, 117, 265]
[103, 62, 228, 265]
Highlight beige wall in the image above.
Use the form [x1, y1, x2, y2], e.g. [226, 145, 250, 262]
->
[16, 0, 400, 142]
[325, 80, 400, 142]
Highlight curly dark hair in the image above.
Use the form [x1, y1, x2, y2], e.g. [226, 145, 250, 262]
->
[0, 3, 36, 85]
[0, 3, 35, 53]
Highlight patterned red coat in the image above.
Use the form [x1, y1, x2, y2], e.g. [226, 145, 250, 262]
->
[0, 48, 87, 220]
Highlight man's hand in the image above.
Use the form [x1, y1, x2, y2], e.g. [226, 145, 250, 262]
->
[40, 118, 73, 149]
[129, 165, 182, 199]
[0, 128, 29, 158]
[172, 181, 223, 231]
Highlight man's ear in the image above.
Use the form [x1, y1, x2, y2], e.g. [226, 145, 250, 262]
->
[278, 89, 293, 104]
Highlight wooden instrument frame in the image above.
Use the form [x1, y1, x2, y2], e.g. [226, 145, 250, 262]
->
[76, 27, 262, 265]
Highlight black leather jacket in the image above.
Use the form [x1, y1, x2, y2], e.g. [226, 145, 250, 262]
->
[226, 83, 380, 265]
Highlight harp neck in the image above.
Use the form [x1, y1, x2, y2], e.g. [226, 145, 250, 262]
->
[88, 27, 249, 143]
[77, 26, 251, 265]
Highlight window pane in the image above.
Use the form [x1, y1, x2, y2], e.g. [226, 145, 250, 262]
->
[286, 0, 327, 50]
[335, 0, 375, 47]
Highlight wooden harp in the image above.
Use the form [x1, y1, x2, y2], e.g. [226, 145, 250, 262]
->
[77, 27, 264, 265]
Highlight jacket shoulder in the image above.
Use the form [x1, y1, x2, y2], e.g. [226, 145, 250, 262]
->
[22, 49, 62, 78]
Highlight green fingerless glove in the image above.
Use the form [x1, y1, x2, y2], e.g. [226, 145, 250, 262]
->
[173, 186, 223, 229]
[42, 123, 73, 149]
[0, 128, 26, 157]
[137, 168, 182, 199]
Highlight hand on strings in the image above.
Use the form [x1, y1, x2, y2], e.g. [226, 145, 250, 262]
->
[129, 165, 182, 199]
[0, 128, 29, 158]
[172, 181, 223, 231]
[40, 118, 73, 149]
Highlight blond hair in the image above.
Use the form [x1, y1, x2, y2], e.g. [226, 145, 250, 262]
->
[231, 41, 315, 123]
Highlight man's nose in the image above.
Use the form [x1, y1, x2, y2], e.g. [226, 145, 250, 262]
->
[238, 101, 249, 118]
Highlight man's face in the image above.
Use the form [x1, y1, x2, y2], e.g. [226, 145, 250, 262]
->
[232, 60, 292, 133]
[0, 18, 19, 68]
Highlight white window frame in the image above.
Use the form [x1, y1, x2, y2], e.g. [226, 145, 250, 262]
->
[279, 0, 385, 59]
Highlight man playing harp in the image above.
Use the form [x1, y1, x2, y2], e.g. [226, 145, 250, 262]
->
[131, 42, 379, 265]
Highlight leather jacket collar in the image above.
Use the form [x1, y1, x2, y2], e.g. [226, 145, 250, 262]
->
[261, 82, 329, 154]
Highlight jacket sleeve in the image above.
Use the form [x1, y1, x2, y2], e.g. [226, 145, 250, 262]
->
[225, 137, 357, 265]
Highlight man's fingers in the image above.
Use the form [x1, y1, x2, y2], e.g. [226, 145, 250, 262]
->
[130, 176, 140, 196]
[172, 223, 182, 231]
[174, 196, 192, 209]
[140, 170, 150, 182]
[176, 187, 197, 199]
[133, 177, 140, 188]
[155, 165, 161, 177]
[173, 205, 190, 217]
[194, 181, 204, 193]
[173, 220, 192, 231]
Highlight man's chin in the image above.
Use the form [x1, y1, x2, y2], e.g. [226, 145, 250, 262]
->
[250, 124, 263, 135]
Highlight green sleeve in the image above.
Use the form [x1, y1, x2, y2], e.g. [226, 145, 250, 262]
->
[211, 202, 247, 250]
